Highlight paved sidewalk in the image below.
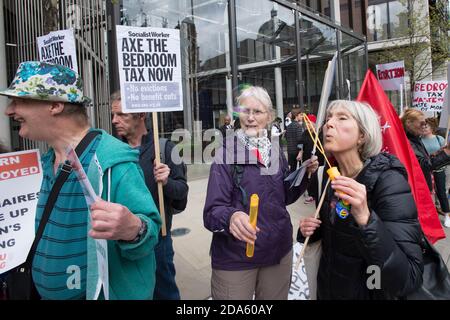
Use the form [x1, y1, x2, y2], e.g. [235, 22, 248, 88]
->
[172, 172, 450, 300]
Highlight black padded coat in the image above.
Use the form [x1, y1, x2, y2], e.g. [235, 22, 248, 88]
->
[300, 153, 424, 299]
[406, 132, 450, 191]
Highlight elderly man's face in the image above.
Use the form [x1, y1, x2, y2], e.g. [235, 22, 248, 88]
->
[5, 98, 52, 141]
[111, 100, 142, 140]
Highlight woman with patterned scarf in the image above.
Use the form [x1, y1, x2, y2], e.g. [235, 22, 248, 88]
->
[203, 86, 318, 299]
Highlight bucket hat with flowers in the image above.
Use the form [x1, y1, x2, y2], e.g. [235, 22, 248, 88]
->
[0, 61, 91, 104]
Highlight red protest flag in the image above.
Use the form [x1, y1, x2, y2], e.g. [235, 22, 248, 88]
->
[356, 70, 445, 243]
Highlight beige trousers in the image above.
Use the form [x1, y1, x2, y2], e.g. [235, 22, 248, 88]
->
[211, 249, 292, 300]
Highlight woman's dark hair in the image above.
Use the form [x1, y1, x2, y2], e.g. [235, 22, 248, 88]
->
[425, 117, 439, 134]
[233, 118, 241, 131]
[291, 108, 302, 119]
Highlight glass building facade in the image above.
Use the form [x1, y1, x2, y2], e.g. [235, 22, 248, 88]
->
[366, 0, 408, 41]
[2, 0, 367, 150]
[297, 0, 411, 112]
[113, 0, 367, 137]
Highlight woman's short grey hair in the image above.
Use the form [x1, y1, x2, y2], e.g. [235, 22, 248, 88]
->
[236, 86, 274, 120]
[327, 100, 382, 160]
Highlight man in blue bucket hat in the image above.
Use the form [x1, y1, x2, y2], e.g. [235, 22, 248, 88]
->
[1, 61, 161, 300]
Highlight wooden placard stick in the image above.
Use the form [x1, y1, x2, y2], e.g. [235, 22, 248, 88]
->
[153, 112, 167, 236]
[446, 117, 450, 143]
[295, 177, 330, 271]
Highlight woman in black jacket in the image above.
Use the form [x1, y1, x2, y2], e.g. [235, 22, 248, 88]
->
[401, 108, 450, 192]
[299, 100, 424, 299]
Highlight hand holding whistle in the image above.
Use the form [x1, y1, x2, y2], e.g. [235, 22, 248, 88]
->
[246, 194, 259, 258]
[328, 167, 370, 225]
[326, 167, 349, 205]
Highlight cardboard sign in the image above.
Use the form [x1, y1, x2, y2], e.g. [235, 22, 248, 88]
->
[0, 150, 42, 274]
[289, 242, 310, 300]
[116, 25, 183, 113]
[412, 81, 448, 112]
[37, 28, 78, 72]
[376, 61, 405, 91]
[438, 63, 450, 129]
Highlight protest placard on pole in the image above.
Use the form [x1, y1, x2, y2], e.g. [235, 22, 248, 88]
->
[116, 25, 183, 113]
[412, 80, 448, 112]
[0, 150, 42, 274]
[151, 112, 167, 236]
[37, 29, 78, 72]
[116, 26, 184, 236]
[376, 60, 405, 91]
[312, 53, 337, 155]
[439, 63, 450, 141]
[443, 88, 449, 142]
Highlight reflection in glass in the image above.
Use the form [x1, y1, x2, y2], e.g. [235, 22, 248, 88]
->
[342, 45, 366, 99]
[236, 0, 296, 116]
[352, 0, 365, 35]
[301, 16, 336, 56]
[388, 0, 408, 38]
[341, 31, 362, 53]
[122, 0, 228, 72]
[367, 0, 407, 40]
[300, 16, 338, 112]
[340, 0, 351, 29]
[367, 2, 388, 41]
[236, 0, 295, 64]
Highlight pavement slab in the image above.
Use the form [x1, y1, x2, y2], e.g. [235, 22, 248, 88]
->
[172, 171, 450, 299]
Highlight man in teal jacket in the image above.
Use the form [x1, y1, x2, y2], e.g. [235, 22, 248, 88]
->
[1, 61, 161, 300]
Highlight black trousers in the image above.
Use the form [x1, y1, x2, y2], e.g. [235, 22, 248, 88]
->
[288, 153, 299, 173]
[434, 170, 449, 213]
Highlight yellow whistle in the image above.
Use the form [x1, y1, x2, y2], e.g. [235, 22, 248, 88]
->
[246, 194, 259, 258]
[326, 167, 349, 205]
